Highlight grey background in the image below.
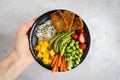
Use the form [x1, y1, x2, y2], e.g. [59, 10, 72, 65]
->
[0, 0, 120, 80]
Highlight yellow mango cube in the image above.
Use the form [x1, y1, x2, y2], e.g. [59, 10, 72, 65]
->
[38, 40, 44, 45]
[34, 45, 40, 51]
[43, 52, 49, 59]
[43, 41, 49, 48]
[39, 46, 46, 53]
[37, 52, 43, 59]
[42, 58, 49, 65]
[48, 58, 52, 64]
[49, 49, 55, 56]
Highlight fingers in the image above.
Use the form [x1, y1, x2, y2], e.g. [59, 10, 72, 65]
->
[24, 19, 35, 30]
[33, 16, 39, 21]
[17, 17, 39, 36]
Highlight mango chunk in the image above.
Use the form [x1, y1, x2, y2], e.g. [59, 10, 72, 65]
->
[37, 52, 43, 59]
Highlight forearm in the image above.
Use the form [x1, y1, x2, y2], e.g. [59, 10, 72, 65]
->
[0, 50, 32, 80]
[0, 19, 35, 80]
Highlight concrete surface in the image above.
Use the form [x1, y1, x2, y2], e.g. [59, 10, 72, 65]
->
[0, 0, 120, 80]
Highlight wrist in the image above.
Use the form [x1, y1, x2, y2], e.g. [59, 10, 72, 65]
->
[0, 50, 32, 80]
[11, 49, 34, 68]
[7, 50, 33, 79]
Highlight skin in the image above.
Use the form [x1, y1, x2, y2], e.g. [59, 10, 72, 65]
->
[0, 19, 36, 80]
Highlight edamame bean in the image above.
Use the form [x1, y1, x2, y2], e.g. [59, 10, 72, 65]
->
[72, 46, 76, 50]
[74, 55, 78, 59]
[65, 54, 71, 60]
[71, 51, 75, 56]
[68, 49, 72, 53]
[66, 46, 70, 50]
[71, 39, 75, 43]
[78, 48, 83, 53]
[77, 53, 82, 58]
[75, 50, 79, 54]
[75, 44, 79, 49]
[66, 47, 70, 52]
[69, 42, 74, 47]
[75, 41, 79, 45]
[75, 60, 79, 65]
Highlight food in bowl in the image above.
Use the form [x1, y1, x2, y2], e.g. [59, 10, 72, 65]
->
[31, 10, 90, 73]
[36, 20, 57, 41]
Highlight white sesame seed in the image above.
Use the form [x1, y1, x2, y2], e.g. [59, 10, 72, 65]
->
[36, 20, 56, 41]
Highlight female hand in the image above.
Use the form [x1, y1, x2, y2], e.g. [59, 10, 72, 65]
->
[13, 19, 36, 65]
[0, 18, 37, 80]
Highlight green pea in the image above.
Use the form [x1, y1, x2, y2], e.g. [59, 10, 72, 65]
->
[65, 54, 71, 60]
[75, 50, 79, 54]
[75, 55, 79, 59]
[67, 46, 70, 49]
[69, 42, 74, 47]
[71, 39, 75, 43]
[66, 47, 70, 52]
[78, 48, 83, 53]
[75, 60, 79, 65]
[77, 53, 80, 57]
[75, 44, 79, 49]
[71, 51, 75, 56]
[75, 41, 79, 45]
[68, 49, 72, 53]
[72, 46, 76, 50]
[66, 53, 71, 57]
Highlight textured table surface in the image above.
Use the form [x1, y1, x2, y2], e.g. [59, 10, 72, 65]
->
[0, 0, 120, 80]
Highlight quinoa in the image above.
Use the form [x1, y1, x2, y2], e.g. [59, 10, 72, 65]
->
[36, 20, 57, 41]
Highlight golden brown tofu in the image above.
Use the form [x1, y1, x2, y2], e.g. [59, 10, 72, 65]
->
[50, 10, 67, 33]
[71, 17, 83, 30]
[63, 10, 75, 32]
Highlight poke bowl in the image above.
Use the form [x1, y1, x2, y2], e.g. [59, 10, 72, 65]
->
[29, 9, 90, 72]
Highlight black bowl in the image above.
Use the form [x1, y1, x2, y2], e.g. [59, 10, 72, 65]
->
[29, 9, 90, 71]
